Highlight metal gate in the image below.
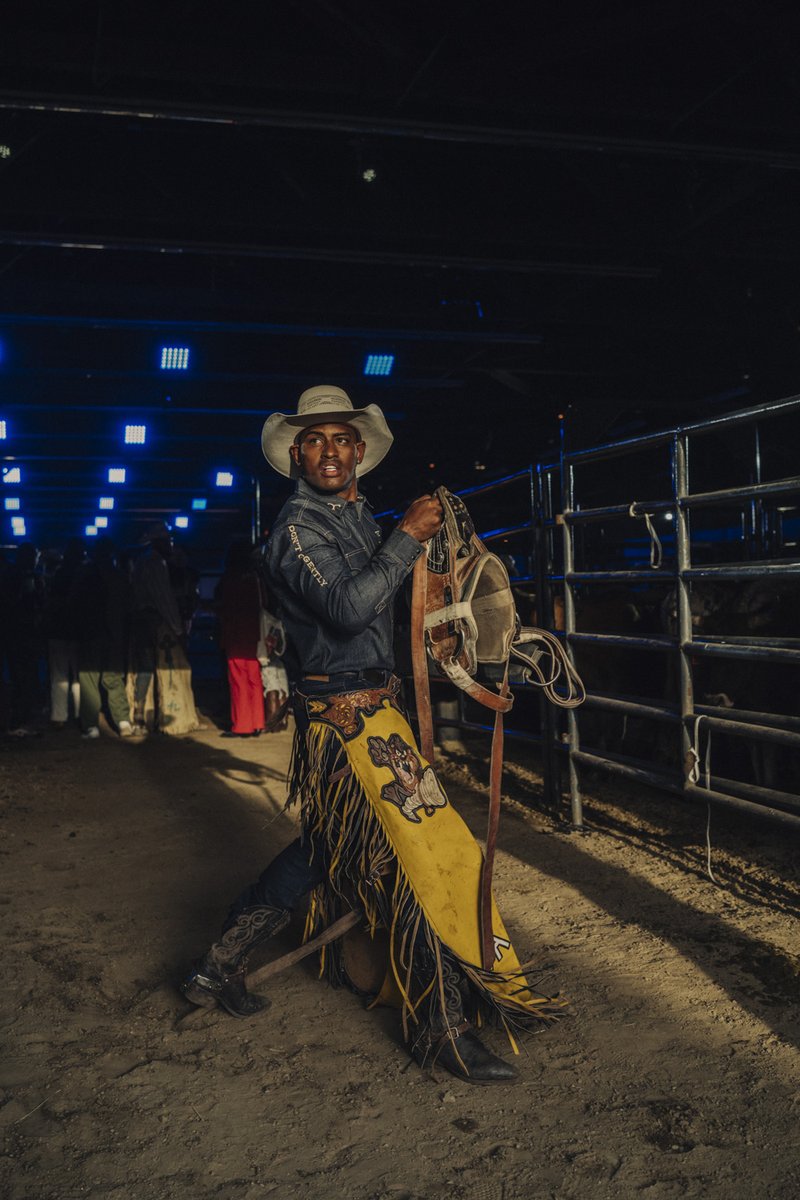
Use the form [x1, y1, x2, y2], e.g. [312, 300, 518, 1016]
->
[559, 395, 800, 831]
[439, 395, 800, 833]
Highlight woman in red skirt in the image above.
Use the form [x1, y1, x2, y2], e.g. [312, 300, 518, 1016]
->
[216, 539, 265, 738]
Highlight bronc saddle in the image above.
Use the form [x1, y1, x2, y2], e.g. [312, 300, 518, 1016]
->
[411, 486, 584, 969]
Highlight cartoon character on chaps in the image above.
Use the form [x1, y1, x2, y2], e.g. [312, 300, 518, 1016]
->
[367, 732, 448, 823]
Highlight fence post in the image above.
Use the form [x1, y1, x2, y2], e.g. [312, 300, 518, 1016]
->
[560, 424, 584, 830]
[673, 433, 694, 789]
[532, 464, 559, 813]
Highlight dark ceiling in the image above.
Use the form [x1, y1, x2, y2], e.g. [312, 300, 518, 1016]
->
[3, 1, 800, 551]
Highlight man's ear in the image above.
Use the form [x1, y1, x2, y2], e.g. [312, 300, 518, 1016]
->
[289, 442, 301, 468]
[356, 440, 366, 464]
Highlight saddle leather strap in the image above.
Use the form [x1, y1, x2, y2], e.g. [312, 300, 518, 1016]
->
[479, 666, 508, 970]
[411, 545, 507, 970]
[411, 552, 436, 764]
[437, 657, 514, 713]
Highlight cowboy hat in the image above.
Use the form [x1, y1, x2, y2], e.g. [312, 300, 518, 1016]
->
[261, 385, 393, 478]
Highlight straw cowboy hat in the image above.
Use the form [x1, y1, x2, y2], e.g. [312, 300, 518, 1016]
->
[261, 385, 393, 478]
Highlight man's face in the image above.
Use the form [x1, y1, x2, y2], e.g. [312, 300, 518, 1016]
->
[290, 422, 365, 499]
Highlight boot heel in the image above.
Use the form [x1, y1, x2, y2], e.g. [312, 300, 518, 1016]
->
[181, 978, 220, 1010]
[184, 905, 290, 1019]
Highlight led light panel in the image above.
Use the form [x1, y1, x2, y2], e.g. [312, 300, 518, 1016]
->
[363, 353, 394, 376]
[160, 346, 189, 370]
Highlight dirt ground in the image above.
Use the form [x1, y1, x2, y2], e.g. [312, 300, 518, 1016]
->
[1, 708, 799, 1200]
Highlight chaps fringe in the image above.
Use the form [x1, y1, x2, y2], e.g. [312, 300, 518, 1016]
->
[287, 723, 564, 1043]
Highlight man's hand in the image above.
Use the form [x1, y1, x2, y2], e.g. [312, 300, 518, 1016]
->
[397, 494, 444, 543]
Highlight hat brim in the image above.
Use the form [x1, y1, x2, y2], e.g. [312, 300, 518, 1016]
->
[261, 405, 393, 478]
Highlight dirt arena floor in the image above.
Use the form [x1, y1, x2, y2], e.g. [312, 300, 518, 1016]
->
[1, 711, 799, 1200]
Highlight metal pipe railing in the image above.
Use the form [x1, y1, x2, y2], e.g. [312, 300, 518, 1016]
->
[686, 641, 800, 664]
[568, 631, 675, 651]
[694, 702, 800, 732]
[563, 394, 800, 467]
[556, 395, 800, 834]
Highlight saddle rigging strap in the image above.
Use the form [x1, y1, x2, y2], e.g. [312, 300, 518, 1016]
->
[411, 553, 435, 765]
[412, 549, 505, 969]
[410, 486, 585, 971]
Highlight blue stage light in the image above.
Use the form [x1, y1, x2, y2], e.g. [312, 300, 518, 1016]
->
[0, 421, 6, 440]
[160, 346, 190, 370]
[174, 516, 189, 529]
[215, 471, 234, 488]
[95, 515, 109, 528]
[191, 498, 207, 510]
[85, 525, 98, 537]
[3, 466, 21, 484]
[363, 354, 394, 376]
[124, 424, 147, 445]
[4, 497, 20, 511]
[99, 496, 115, 510]
[108, 468, 126, 483]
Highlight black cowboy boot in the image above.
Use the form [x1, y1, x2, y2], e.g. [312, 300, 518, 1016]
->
[181, 905, 291, 1018]
[411, 954, 519, 1085]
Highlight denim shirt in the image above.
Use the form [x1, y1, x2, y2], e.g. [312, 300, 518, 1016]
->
[265, 478, 423, 677]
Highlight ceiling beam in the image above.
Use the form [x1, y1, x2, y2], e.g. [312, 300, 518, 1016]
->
[0, 90, 797, 169]
[0, 231, 658, 280]
[0, 311, 542, 344]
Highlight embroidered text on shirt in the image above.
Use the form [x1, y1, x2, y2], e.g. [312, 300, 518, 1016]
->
[288, 524, 328, 587]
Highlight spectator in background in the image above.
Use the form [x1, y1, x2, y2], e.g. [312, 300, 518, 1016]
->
[44, 537, 85, 728]
[72, 536, 134, 739]
[170, 545, 201, 638]
[131, 521, 201, 735]
[131, 521, 184, 730]
[0, 542, 46, 735]
[255, 550, 290, 733]
[216, 538, 265, 738]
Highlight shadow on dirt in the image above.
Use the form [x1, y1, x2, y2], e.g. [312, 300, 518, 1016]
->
[440, 738, 800, 1048]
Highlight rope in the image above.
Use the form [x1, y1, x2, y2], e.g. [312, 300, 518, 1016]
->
[705, 804, 718, 886]
[628, 502, 663, 569]
[686, 715, 719, 885]
[511, 628, 586, 709]
[686, 715, 705, 785]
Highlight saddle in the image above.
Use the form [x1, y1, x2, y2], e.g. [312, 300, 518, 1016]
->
[411, 486, 584, 968]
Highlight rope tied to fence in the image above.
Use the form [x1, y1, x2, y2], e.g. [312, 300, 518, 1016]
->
[687, 715, 709, 787]
[628, 501, 663, 569]
[686, 714, 719, 885]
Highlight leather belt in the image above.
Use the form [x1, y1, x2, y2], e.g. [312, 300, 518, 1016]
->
[301, 669, 393, 686]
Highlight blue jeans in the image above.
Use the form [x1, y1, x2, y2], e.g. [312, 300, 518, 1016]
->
[224, 670, 397, 925]
[225, 836, 326, 924]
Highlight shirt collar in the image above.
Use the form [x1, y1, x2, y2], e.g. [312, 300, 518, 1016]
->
[296, 477, 366, 516]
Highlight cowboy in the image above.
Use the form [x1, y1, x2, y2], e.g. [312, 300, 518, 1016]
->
[182, 386, 558, 1083]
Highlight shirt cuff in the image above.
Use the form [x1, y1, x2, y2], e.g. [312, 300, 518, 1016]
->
[382, 527, 426, 566]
